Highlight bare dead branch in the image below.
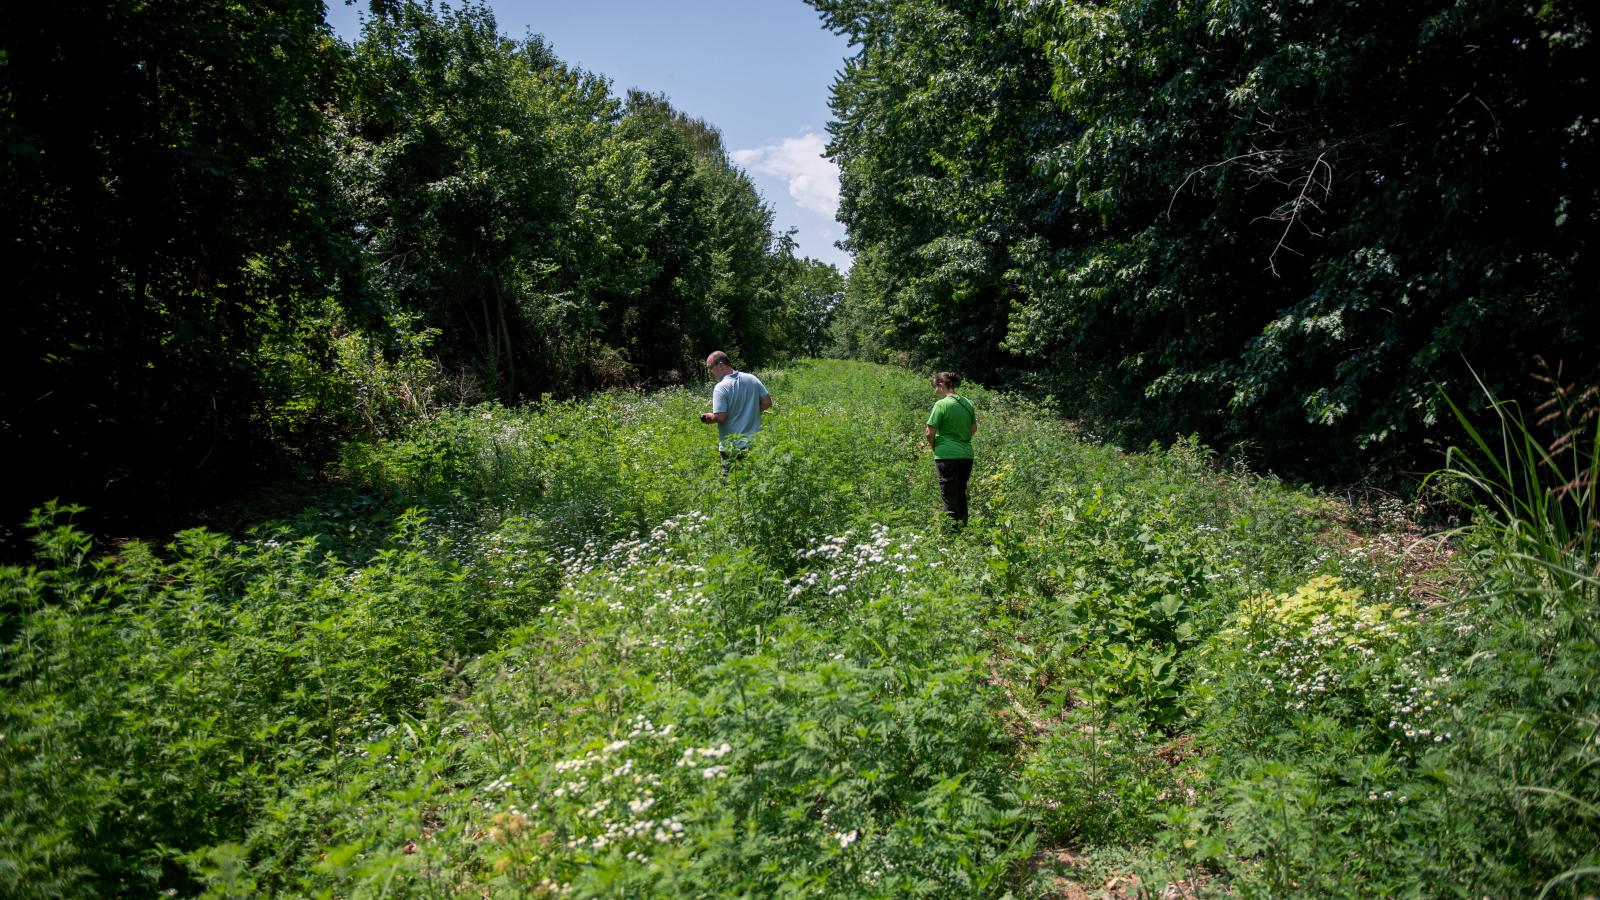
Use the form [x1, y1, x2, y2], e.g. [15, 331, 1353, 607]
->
[1166, 148, 1289, 218]
[1264, 151, 1332, 276]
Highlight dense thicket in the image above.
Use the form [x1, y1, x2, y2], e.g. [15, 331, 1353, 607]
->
[2, 0, 352, 531]
[1, 0, 837, 532]
[0, 361, 1339, 896]
[10, 361, 1592, 895]
[815, 0, 1597, 478]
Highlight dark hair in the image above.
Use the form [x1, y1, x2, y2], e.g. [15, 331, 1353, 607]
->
[707, 350, 731, 367]
[932, 371, 960, 389]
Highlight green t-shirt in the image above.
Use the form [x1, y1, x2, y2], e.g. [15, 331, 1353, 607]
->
[926, 394, 976, 460]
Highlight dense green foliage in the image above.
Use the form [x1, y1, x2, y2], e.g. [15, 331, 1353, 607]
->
[7, 360, 1593, 896]
[0, 0, 842, 529]
[7, 0, 1599, 894]
[2, 0, 353, 527]
[781, 256, 850, 358]
[814, 0, 1597, 478]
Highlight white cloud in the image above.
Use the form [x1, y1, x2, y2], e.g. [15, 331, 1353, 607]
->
[731, 133, 840, 219]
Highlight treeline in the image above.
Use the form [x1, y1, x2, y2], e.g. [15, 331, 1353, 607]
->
[815, 0, 1597, 479]
[1, 0, 841, 530]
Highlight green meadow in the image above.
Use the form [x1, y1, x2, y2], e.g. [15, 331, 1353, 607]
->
[4, 360, 1596, 897]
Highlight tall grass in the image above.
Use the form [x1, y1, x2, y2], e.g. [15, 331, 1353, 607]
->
[1431, 366, 1598, 618]
[1423, 368, 1600, 897]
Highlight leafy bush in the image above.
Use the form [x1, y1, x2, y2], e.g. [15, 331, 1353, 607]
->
[0, 505, 550, 896]
[1021, 706, 1172, 846]
[1203, 576, 1446, 744]
[1142, 377, 1599, 898]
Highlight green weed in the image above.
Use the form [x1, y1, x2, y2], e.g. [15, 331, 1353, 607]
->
[10, 360, 1583, 897]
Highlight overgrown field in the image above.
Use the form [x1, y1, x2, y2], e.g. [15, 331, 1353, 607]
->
[4, 360, 1596, 897]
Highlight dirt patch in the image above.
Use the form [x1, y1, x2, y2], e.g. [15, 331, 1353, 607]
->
[1024, 848, 1211, 899]
[985, 651, 1065, 741]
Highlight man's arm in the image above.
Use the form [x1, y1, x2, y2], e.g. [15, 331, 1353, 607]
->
[702, 380, 731, 424]
[759, 394, 772, 413]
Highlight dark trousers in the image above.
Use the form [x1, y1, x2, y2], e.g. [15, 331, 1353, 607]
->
[719, 445, 749, 477]
[934, 458, 973, 526]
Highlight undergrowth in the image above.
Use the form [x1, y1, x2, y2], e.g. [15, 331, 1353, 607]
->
[3, 360, 1594, 897]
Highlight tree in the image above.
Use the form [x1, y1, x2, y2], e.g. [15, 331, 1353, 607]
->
[339, 2, 576, 400]
[777, 257, 847, 358]
[339, 8, 792, 395]
[2, 0, 352, 526]
[813, 0, 1058, 379]
[813, 0, 1598, 478]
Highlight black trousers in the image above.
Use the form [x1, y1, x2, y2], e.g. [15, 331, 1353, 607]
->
[719, 445, 749, 477]
[934, 458, 973, 526]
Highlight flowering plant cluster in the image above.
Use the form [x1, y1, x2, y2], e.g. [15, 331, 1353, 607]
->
[1213, 575, 1452, 750]
[520, 719, 713, 863]
[786, 523, 930, 608]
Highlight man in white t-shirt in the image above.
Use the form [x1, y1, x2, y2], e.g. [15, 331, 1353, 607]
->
[699, 350, 771, 473]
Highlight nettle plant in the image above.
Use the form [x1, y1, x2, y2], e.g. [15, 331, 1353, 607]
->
[232, 509, 1027, 897]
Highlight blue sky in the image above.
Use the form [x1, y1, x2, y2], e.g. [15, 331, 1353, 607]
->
[323, 0, 854, 272]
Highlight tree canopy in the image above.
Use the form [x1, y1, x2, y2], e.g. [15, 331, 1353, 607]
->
[1, 0, 841, 529]
[813, 0, 1597, 477]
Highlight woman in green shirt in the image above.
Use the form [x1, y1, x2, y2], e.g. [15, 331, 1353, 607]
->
[924, 371, 978, 527]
